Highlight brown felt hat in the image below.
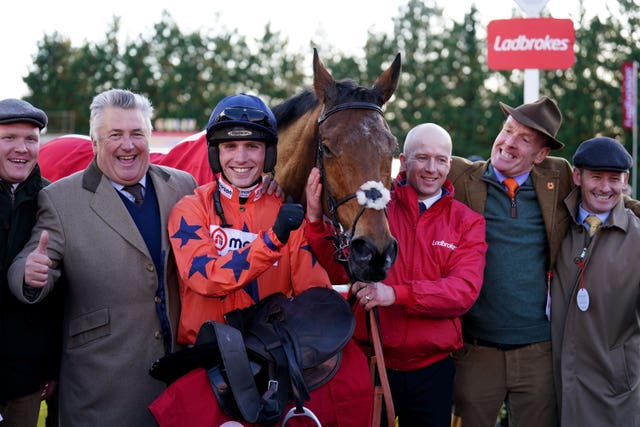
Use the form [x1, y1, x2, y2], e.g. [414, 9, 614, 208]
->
[499, 96, 564, 150]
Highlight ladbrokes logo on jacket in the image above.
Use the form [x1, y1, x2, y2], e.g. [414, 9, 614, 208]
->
[432, 239, 457, 251]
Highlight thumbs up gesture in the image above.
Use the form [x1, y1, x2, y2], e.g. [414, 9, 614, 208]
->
[25, 231, 52, 288]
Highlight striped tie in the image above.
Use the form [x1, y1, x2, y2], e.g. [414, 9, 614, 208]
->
[584, 215, 601, 237]
[123, 183, 144, 206]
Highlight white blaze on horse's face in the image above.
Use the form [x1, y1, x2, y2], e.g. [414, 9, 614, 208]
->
[274, 48, 402, 282]
[318, 106, 398, 282]
[217, 139, 266, 188]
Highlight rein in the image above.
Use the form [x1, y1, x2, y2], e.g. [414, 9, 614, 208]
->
[316, 101, 390, 265]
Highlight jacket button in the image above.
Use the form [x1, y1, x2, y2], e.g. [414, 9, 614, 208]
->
[154, 296, 161, 303]
[154, 331, 162, 339]
[146, 263, 155, 272]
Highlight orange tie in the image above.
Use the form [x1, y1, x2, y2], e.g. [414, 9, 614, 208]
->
[503, 178, 518, 199]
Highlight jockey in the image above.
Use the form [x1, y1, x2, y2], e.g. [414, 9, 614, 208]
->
[168, 93, 329, 340]
[152, 94, 373, 426]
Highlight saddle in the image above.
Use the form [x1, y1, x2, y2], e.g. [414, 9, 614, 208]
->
[150, 286, 355, 425]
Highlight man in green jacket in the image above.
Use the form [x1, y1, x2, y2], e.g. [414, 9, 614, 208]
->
[449, 96, 570, 427]
[0, 98, 59, 427]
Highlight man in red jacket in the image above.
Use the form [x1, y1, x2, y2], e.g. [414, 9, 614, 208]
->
[306, 122, 488, 426]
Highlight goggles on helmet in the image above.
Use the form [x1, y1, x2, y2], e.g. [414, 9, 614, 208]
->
[213, 107, 273, 130]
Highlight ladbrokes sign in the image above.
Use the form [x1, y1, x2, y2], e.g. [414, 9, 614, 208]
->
[487, 18, 575, 70]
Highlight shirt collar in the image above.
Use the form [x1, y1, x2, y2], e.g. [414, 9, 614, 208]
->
[577, 203, 610, 227]
[111, 175, 147, 192]
[492, 167, 530, 187]
[0, 179, 20, 193]
[419, 188, 443, 210]
[218, 175, 264, 201]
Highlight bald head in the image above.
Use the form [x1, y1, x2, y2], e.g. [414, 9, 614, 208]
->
[400, 123, 453, 200]
[403, 123, 452, 158]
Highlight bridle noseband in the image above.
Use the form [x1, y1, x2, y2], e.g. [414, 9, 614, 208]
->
[316, 101, 391, 265]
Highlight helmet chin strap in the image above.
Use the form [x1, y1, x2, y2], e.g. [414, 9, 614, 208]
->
[212, 174, 264, 229]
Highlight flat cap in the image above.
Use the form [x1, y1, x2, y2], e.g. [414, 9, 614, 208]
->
[0, 98, 48, 130]
[573, 137, 632, 172]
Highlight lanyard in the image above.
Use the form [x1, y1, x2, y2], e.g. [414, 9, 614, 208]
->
[573, 246, 590, 311]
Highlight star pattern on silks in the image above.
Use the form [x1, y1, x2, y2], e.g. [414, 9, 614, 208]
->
[222, 247, 251, 282]
[189, 254, 216, 278]
[171, 217, 202, 248]
[300, 244, 318, 267]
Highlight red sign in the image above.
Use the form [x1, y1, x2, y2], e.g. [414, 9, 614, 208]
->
[487, 18, 575, 70]
[622, 61, 637, 130]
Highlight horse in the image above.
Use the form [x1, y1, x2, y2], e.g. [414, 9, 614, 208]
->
[39, 49, 401, 283]
[274, 48, 401, 283]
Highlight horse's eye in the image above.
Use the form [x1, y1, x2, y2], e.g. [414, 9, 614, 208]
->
[322, 143, 333, 157]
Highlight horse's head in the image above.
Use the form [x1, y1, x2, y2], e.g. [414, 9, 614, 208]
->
[313, 49, 400, 282]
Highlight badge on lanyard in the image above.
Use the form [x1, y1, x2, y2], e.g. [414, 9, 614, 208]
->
[574, 247, 590, 312]
[576, 288, 589, 311]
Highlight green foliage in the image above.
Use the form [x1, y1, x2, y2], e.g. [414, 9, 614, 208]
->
[23, 1, 640, 168]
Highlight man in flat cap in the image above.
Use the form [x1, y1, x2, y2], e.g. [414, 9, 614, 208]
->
[0, 98, 59, 427]
[447, 97, 640, 427]
[551, 136, 639, 427]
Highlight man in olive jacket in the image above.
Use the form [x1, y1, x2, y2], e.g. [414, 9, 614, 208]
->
[0, 99, 60, 426]
[552, 137, 640, 426]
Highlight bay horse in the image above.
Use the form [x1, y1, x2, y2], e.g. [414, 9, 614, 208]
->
[274, 48, 401, 283]
[38, 49, 401, 283]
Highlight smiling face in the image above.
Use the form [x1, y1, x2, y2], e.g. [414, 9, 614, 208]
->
[490, 116, 551, 177]
[400, 123, 452, 200]
[574, 168, 628, 214]
[218, 139, 266, 188]
[0, 122, 40, 184]
[92, 106, 150, 185]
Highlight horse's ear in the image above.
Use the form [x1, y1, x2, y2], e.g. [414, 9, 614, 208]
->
[372, 53, 402, 105]
[312, 48, 336, 103]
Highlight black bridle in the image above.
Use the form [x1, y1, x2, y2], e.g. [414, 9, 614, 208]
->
[316, 101, 389, 264]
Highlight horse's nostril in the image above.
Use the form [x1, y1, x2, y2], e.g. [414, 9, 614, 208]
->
[350, 240, 373, 263]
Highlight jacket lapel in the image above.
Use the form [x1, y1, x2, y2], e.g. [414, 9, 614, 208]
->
[466, 163, 490, 214]
[82, 160, 151, 257]
[531, 163, 562, 244]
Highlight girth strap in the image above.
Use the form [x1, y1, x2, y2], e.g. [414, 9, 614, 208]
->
[205, 322, 267, 423]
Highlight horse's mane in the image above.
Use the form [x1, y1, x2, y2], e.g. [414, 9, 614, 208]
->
[272, 79, 384, 131]
[272, 89, 318, 130]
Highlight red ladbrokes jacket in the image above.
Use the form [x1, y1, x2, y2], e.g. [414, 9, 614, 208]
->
[168, 176, 331, 345]
[306, 173, 487, 371]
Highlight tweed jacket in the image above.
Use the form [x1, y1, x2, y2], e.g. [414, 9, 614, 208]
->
[551, 188, 640, 426]
[8, 160, 196, 427]
[448, 155, 574, 271]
